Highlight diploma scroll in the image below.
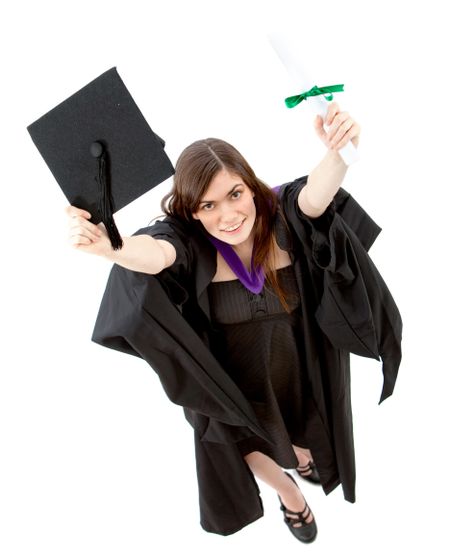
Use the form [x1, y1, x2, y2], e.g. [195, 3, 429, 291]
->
[268, 32, 359, 166]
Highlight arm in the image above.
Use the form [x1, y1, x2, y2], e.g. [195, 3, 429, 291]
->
[298, 101, 360, 218]
[104, 235, 176, 274]
[298, 150, 348, 218]
[66, 205, 176, 275]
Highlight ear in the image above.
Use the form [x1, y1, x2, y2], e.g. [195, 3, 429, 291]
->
[192, 212, 200, 220]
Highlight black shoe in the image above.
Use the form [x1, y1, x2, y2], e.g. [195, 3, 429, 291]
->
[296, 461, 321, 484]
[278, 472, 317, 543]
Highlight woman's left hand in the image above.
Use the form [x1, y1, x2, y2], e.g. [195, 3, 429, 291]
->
[314, 101, 360, 151]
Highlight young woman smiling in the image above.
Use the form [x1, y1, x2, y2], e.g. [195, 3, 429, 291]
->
[66, 102, 400, 544]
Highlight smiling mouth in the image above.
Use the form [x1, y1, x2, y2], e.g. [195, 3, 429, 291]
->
[221, 219, 245, 232]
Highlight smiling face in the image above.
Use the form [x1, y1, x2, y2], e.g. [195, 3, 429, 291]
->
[192, 168, 256, 248]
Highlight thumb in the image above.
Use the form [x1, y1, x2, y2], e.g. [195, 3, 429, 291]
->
[313, 114, 327, 144]
[66, 205, 92, 220]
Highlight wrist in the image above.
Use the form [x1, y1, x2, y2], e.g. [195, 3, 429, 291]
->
[325, 148, 349, 170]
[102, 237, 125, 262]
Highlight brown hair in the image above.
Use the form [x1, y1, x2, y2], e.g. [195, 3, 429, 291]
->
[161, 138, 292, 312]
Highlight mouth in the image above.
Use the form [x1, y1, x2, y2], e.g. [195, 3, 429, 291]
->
[220, 219, 246, 234]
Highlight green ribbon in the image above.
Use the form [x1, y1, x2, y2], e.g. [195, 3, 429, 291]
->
[285, 84, 344, 108]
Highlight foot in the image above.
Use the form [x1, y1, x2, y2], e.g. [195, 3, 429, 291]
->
[294, 449, 314, 475]
[297, 461, 313, 477]
[278, 474, 314, 528]
[294, 449, 320, 483]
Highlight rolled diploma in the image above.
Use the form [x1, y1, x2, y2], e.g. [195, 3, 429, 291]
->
[268, 32, 359, 166]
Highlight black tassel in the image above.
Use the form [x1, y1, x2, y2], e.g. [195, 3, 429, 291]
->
[91, 141, 123, 250]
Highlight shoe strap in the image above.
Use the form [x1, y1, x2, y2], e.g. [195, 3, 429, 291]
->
[280, 501, 311, 524]
[297, 462, 313, 473]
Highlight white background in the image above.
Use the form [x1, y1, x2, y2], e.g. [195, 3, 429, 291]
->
[1, 0, 449, 558]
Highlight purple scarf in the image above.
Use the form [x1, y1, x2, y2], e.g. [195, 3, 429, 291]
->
[206, 234, 265, 293]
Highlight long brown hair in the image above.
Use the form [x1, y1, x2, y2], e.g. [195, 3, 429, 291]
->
[161, 138, 292, 312]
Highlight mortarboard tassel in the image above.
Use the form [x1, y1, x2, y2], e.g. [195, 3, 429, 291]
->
[90, 141, 123, 250]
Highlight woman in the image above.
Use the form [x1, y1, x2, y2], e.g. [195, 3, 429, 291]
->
[66, 103, 401, 543]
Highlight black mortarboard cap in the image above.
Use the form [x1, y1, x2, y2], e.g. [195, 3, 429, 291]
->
[27, 67, 174, 249]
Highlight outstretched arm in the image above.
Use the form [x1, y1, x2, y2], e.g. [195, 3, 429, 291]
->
[65, 205, 176, 274]
[298, 101, 360, 218]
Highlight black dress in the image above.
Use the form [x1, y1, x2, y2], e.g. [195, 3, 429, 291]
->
[207, 264, 310, 469]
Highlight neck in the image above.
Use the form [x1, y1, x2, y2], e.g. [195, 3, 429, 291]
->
[232, 232, 255, 270]
[206, 227, 265, 293]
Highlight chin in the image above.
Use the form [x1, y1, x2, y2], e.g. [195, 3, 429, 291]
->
[221, 233, 250, 245]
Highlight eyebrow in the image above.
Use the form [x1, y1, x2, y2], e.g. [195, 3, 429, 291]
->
[200, 184, 243, 205]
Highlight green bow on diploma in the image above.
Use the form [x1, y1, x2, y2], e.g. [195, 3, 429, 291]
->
[285, 84, 344, 108]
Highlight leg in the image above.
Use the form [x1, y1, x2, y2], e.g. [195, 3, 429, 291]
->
[243, 451, 313, 528]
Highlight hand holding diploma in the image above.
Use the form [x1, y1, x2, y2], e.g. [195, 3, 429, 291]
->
[314, 100, 360, 154]
[297, 100, 361, 217]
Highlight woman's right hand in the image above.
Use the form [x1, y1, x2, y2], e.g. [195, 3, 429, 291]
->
[65, 205, 113, 258]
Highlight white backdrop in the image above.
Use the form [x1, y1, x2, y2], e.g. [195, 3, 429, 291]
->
[1, 0, 449, 558]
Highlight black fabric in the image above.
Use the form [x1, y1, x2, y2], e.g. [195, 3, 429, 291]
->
[91, 175, 402, 535]
[27, 67, 174, 225]
[278, 179, 401, 402]
[207, 265, 307, 467]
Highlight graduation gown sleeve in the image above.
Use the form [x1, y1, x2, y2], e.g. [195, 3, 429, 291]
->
[278, 176, 402, 403]
[91, 216, 274, 443]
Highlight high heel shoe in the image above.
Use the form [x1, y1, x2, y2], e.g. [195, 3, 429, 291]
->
[296, 461, 321, 484]
[278, 471, 317, 543]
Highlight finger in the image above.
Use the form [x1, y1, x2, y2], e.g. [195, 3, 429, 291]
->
[69, 225, 101, 242]
[325, 101, 340, 127]
[329, 117, 353, 148]
[69, 217, 102, 237]
[315, 114, 324, 128]
[332, 124, 360, 150]
[68, 233, 95, 247]
[314, 114, 328, 144]
[65, 205, 91, 220]
[327, 111, 350, 141]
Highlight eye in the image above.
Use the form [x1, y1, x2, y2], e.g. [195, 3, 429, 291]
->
[201, 203, 214, 211]
[231, 190, 242, 199]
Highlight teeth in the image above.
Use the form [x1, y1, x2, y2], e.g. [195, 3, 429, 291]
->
[224, 220, 243, 232]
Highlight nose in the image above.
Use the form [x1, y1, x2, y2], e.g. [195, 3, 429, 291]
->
[219, 201, 240, 225]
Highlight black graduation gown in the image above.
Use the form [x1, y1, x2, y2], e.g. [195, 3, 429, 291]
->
[91, 176, 402, 536]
